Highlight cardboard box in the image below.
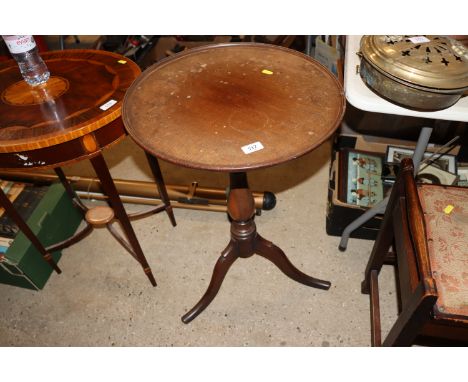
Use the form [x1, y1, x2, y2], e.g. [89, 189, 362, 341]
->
[326, 147, 383, 240]
[325, 132, 460, 240]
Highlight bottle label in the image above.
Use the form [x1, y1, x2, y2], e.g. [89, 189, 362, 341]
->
[2, 35, 36, 54]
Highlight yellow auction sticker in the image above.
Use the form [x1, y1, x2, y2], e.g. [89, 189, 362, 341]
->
[261, 69, 274, 75]
[443, 204, 454, 214]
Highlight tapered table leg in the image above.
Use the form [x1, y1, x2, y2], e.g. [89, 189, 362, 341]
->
[0, 187, 61, 273]
[146, 153, 177, 227]
[181, 171, 330, 323]
[89, 153, 157, 286]
[54, 167, 88, 212]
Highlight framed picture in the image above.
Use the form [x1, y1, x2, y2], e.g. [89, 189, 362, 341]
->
[385, 146, 457, 174]
[416, 164, 458, 185]
[381, 163, 399, 185]
[339, 148, 386, 208]
[457, 166, 468, 187]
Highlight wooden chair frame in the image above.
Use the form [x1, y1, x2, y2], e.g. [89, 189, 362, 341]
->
[362, 158, 468, 346]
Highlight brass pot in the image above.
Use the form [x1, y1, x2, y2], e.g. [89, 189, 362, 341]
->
[358, 35, 468, 111]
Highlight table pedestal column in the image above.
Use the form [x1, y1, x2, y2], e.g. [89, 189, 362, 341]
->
[181, 172, 331, 323]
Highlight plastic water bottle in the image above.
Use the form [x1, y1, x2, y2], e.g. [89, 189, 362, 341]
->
[2, 35, 50, 86]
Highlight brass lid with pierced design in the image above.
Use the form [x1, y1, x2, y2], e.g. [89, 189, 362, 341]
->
[360, 35, 468, 90]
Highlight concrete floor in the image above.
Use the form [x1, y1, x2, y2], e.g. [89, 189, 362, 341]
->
[0, 136, 399, 346]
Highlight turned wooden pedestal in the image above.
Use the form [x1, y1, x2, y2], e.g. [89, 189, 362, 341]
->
[181, 172, 331, 323]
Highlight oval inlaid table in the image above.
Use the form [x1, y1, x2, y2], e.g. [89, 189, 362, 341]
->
[0, 49, 176, 286]
[123, 43, 346, 323]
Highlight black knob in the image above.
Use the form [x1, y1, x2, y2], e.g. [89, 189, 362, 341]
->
[262, 191, 276, 210]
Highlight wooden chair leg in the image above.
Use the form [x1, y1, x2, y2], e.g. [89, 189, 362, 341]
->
[368, 261, 434, 347]
[383, 287, 437, 346]
[369, 270, 382, 346]
[362, 203, 398, 295]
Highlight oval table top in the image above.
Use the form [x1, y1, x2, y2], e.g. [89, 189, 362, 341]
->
[0, 49, 141, 154]
[123, 43, 345, 172]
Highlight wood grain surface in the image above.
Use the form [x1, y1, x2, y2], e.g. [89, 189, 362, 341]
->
[123, 43, 345, 172]
[0, 50, 140, 154]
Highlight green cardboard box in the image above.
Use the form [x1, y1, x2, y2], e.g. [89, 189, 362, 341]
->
[0, 182, 83, 290]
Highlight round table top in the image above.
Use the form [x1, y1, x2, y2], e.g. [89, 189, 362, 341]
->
[123, 43, 345, 172]
[0, 49, 140, 154]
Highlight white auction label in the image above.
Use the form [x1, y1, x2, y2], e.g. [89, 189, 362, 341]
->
[99, 99, 117, 111]
[408, 36, 430, 44]
[241, 141, 264, 154]
[2, 35, 36, 54]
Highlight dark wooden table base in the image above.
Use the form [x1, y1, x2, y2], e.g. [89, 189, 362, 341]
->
[181, 172, 330, 323]
[53, 153, 176, 287]
[0, 151, 176, 287]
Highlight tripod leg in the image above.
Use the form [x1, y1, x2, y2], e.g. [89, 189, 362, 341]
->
[181, 241, 238, 324]
[255, 234, 331, 290]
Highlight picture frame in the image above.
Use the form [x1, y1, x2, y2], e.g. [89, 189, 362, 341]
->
[416, 164, 458, 186]
[381, 163, 399, 185]
[457, 166, 468, 187]
[338, 148, 386, 208]
[385, 146, 457, 174]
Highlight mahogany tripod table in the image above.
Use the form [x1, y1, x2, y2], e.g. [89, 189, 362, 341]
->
[122, 43, 345, 323]
[0, 50, 175, 286]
